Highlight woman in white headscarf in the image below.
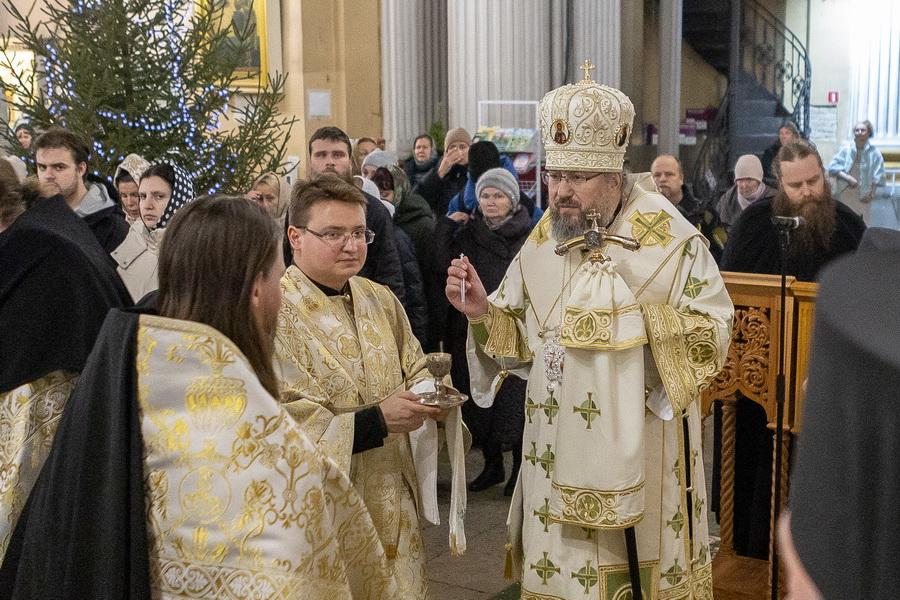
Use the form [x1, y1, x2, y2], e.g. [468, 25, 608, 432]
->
[111, 163, 194, 301]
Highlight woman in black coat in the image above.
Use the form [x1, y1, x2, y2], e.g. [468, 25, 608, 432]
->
[434, 167, 533, 495]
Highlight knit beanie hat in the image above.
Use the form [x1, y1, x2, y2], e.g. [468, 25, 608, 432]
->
[444, 127, 472, 151]
[734, 154, 764, 182]
[475, 167, 520, 209]
[468, 141, 501, 182]
[362, 149, 398, 170]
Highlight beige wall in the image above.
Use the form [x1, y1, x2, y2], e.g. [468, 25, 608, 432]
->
[628, 5, 727, 172]
[280, 0, 383, 170]
[640, 8, 728, 129]
[786, 0, 855, 163]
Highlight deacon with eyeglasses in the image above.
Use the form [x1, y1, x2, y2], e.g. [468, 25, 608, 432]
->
[274, 176, 470, 598]
[446, 65, 734, 599]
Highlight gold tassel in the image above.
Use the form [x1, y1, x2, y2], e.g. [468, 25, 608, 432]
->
[493, 369, 510, 396]
[449, 533, 464, 557]
[504, 542, 514, 580]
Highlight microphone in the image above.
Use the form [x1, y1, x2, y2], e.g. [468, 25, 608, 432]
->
[771, 215, 806, 229]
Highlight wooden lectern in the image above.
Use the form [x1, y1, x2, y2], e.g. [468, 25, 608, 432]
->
[701, 272, 817, 600]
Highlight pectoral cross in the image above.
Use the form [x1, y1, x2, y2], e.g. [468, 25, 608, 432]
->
[554, 211, 641, 263]
[580, 59, 596, 83]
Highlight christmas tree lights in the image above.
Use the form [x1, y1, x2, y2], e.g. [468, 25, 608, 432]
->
[0, 0, 294, 194]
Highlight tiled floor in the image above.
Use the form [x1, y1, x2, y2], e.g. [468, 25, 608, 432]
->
[423, 415, 721, 599]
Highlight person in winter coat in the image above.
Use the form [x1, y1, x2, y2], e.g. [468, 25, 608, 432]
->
[370, 165, 434, 347]
[370, 166, 431, 346]
[404, 134, 440, 189]
[446, 140, 544, 227]
[417, 127, 472, 217]
[435, 167, 532, 495]
[110, 163, 194, 301]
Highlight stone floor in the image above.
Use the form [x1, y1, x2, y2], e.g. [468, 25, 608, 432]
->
[423, 448, 516, 599]
[423, 415, 721, 599]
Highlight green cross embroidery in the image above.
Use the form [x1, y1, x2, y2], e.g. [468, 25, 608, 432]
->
[495, 281, 507, 301]
[627, 210, 675, 248]
[533, 498, 552, 533]
[668, 508, 685, 538]
[572, 560, 600, 593]
[694, 496, 705, 521]
[530, 552, 560, 585]
[662, 558, 687, 585]
[573, 392, 601, 430]
[525, 441, 539, 467]
[699, 544, 709, 565]
[683, 276, 709, 299]
[682, 239, 696, 257]
[672, 457, 683, 481]
[525, 394, 539, 424]
[525, 443, 555, 478]
[538, 391, 559, 424]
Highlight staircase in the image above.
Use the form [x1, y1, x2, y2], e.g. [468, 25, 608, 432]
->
[683, 0, 811, 207]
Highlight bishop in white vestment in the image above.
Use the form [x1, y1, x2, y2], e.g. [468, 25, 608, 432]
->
[449, 73, 733, 600]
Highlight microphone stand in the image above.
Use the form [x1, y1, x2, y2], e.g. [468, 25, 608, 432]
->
[771, 221, 793, 600]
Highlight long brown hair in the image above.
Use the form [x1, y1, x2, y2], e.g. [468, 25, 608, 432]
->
[157, 195, 281, 397]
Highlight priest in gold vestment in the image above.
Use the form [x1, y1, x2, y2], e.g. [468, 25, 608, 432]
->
[0, 196, 396, 599]
[447, 73, 733, 599]
[275, 177, 469, 599]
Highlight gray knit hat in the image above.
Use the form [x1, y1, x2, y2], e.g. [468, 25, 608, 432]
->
[476, 168, 520, 208]
[362, 149, 398, 169]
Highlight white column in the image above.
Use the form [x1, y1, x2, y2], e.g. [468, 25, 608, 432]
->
[447, 0, 552, 134]
[659, 0, 683, 157]
[381, 0, 425, 153]
[569, 0, 621, 88]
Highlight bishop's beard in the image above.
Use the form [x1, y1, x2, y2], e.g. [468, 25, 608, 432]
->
[772, 181, 837, 258]
[549, 194, 618, 243]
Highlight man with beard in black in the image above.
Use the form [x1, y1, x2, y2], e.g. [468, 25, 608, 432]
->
[717, 139, 865, 560]
[722, 139, 865, 281]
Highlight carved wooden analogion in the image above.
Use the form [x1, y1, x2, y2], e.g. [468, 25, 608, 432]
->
[701, 272, 818, 600]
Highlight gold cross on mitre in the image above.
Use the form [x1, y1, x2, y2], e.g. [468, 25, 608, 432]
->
[579, 59, 596, 83]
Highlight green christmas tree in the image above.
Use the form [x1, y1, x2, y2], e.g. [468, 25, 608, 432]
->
[0, 0, 294, 194]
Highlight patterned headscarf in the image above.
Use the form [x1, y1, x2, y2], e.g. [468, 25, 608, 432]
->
[153, 163, 194, 231]
[114, 154, 150, 186]
[386, 164, 410, 208]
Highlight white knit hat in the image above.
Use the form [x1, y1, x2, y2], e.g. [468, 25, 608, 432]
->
[361, 149, 398, 169]
[734, 154, 764, 182]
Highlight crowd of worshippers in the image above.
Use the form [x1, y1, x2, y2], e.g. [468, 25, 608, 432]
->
[0, 99, 883, 599]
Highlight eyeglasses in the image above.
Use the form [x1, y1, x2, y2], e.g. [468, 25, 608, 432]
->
[301, 227, 375, 247]
[853, 128, 868, 134]
[541, 171, 604, 187]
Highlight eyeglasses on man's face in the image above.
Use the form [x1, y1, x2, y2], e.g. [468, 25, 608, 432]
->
[301, 227, 375, 247]
[541, 171, 604, 187]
